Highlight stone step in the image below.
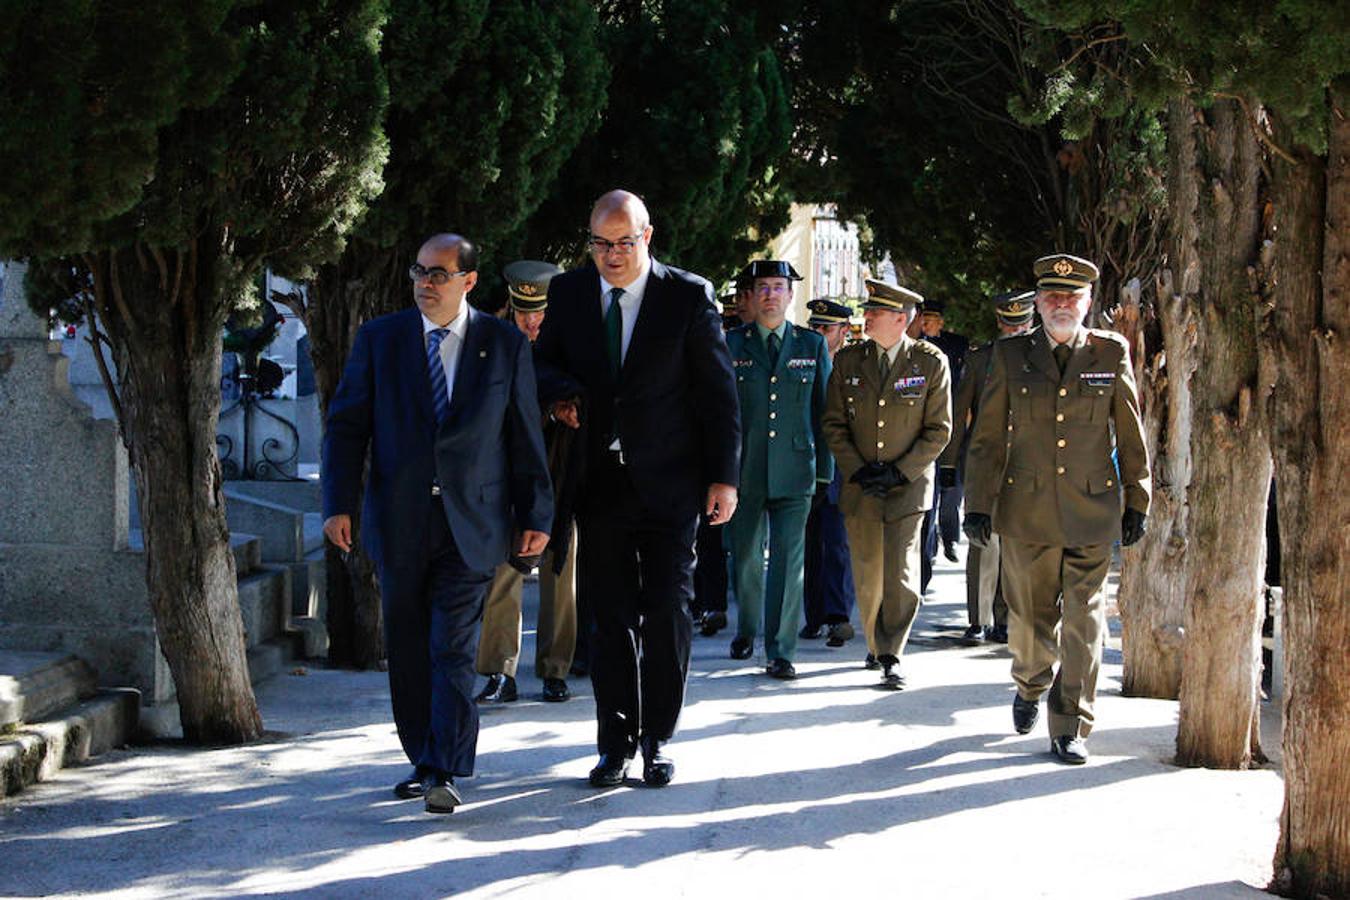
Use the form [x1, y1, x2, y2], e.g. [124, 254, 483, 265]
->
[0, 651, 97, 728]
[0, 688, 139, 799]
[223, 489, 306, 563]
[222, 477, 322, 514]
[237, 565, 291, 649]
[231, 532, 262, 577]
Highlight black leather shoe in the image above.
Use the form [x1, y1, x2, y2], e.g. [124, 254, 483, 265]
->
[730, 636, 754, 660]
[424, 773, 462, 814]
[798, 624, 824, 640]
[393, 769, 426, 799]
[700, 611, 728, 637]
[878, 654, 904, 690]
[475, 673, 518, 703]
[1051, 735, 1089, 765]
[541, 677, 570, 703]
[766, 658, 797, 679]
[943, 541, 959, 562]
[588, 754, 630, 787]
[640, 738, 674, 787]
[826, 622, 854, 647]
[1013, 695, 1040, 734]
[863, 652, 880, 670]
[960, 624, 987, 646]
[988, 624, 1009, 644]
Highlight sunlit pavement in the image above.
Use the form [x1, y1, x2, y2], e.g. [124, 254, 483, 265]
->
[2, 550, 1282, 899]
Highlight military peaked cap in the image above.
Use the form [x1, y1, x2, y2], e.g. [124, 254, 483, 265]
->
[807, 298, 851, 326]
[920, 298, 947, 316]
[993, 289, 1035, 325]
[862, 278, 922, 313]
[1034, 253, 1099, 291]
[504, 259, 563, 312]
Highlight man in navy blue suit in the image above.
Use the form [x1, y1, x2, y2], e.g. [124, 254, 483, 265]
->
[536, 190, 741, 789]
[322, 233, 553, 814]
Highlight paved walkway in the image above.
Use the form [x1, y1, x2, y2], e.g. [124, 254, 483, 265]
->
[2, 554, 1283, 899]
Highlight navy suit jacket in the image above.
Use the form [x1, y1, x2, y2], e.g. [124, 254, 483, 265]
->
[534, 258, 741, 523]
[322, 306, 553, 575]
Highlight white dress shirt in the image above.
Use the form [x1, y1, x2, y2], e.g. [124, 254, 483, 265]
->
[422, 304, 471, 407]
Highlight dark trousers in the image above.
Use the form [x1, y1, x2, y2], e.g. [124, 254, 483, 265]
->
[692, 520, 728, 616]
[938, 470, 963, 546]
[578, 455, 696, 757]
[803, 496, 855, 629]
[379, 498, 494, 778]
[921, 490, 938, 591]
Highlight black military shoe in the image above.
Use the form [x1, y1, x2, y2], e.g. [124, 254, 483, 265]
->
[640, 737, 674, 787]
[393, 769, 426, 800]
[863, 652, 880, 670]
[588, 754, 630, 787]
[766, 658, 797, 680]
[1013, 695, 1040, 734]
[988, 624, 1009, 644]
[826, 622, 854, 647]
[730, 636, 754, 660]
[699, 610, 728, 637]
[423, 773, 462, 814]
[798, 624, 824, 640]
[943, 540, 959, 562]
[541, 677, 570, 703]
[1051, 735, 1089, 765]
[878, 654, 904, 690]
[960, 624, 987, 646]
[475, 673, 517, 704]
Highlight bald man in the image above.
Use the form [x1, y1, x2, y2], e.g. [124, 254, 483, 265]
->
[536, 190, 741, 789]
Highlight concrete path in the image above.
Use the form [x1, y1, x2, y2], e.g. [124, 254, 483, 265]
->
[1, 554, 1283, 899]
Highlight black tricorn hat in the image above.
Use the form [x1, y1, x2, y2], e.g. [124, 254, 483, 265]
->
[745, 260, 803, 281]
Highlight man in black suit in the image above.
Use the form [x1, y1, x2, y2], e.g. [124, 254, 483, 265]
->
[535, 190, 741, 788]
[322, 233, 553, 814]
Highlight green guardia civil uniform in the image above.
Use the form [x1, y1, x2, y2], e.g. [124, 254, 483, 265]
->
[965, 257, 1150, 740]
[726, 321, 833, 661]
[822, 332, 951, 661]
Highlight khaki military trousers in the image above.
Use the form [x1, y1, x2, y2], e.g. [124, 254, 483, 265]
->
[966, 533, 1008, 629]
[844, 509, 924, 659]
[1000, 537, 1111, 739]
[475, 531, 578, 680]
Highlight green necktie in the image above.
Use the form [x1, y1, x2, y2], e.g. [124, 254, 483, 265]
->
[879, 348, 891, 380]
[1053, 343, 1071, 377]
[605, 287, 624, 379]
[767, 332, 781, 368]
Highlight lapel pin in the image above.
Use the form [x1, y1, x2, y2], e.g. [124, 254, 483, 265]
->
[479, 350, 487, 358]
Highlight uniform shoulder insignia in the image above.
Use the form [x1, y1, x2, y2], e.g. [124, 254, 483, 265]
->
[1086, 329, 1128, 351]
[914, 339, 944, 357]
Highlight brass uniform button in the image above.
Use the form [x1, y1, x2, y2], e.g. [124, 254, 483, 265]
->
[1059, 387, 1068, 397]
[769, 412, 777, 419]
[878, 399, 886, 407]
[1056, 413, 1064, 422]
[769, 430, 776, 438]
[1057, 439, 1066, 448]
[1057, 466, 1066, 475]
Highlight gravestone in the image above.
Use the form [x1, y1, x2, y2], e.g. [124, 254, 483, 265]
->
[0, 261, 171, 702]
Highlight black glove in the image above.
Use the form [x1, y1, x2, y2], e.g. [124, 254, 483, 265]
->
[963, 513, 992, 549]
[861, 464, 907, 498]
[508, 552, 543, 575]
[850, 462, 887, 485]
[1121, 509, 1147, 547]
[810, 480, 830, 514]
[938, 467, 958, 489]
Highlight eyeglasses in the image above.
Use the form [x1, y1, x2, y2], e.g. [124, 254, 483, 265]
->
[756, 283, 790, 297]
[408, 264, 469, 286]
[587, 233, 645, 256]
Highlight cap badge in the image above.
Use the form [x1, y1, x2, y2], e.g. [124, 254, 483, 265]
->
[518, 283, 537, 296]
[1053, 259, 1074, 277]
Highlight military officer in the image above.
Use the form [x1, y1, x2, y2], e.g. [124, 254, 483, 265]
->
[725, 261, 832, 679]
[691, 291, 739, 637]
[475, 260, 578, 705]
[938, 290, 1035, 645]
[917, 299, 970, 581]
[801, 298, 858, 647]
[822, 278, 952, 689]
[963, 254, 1150, 764]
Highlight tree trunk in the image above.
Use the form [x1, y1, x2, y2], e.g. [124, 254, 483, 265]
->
[293, 245, 405, 669]
[1167, 98, 1270, 769]
[88, 240, 262, 744]
[1268, 79, 1350, 899]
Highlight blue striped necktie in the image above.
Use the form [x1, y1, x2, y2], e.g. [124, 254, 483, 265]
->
[427, 328, 452, 424]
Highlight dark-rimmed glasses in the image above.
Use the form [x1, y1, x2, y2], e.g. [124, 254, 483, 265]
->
[587, 233, 645, 256]
[408, 264, 469, 286]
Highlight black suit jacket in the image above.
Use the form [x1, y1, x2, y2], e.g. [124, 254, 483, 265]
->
[322, 306, 553, 574]
[534, 258, 741, 523]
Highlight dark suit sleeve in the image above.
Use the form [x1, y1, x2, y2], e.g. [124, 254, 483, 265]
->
[321, 324, 374, 520]
[685, 282, 741, 488]
[938, 348, 979, 469]
[813, 336, 834, 483]
[507, 332, 554, 534]
[965, 342, 1011, 516]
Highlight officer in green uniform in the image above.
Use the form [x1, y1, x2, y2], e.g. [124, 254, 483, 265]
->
[726, 261, 833, 679]
[963, 254, 1150, 764]
[475, 260, 578, 704]
[822, 278, 952, 689]
[938, 289, 1035, 645]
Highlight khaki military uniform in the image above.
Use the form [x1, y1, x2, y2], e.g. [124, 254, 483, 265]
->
[965, 326, 1150, 738]
[939, 340, 1007, 631]
[475, 531, 578, 680]
[822, 335, 951, 659]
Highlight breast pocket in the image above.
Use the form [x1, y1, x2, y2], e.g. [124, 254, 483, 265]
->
[1077, 379, 1114, 421]
[1011, 379, 1052, 422]
[794, 365, 817, 397]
